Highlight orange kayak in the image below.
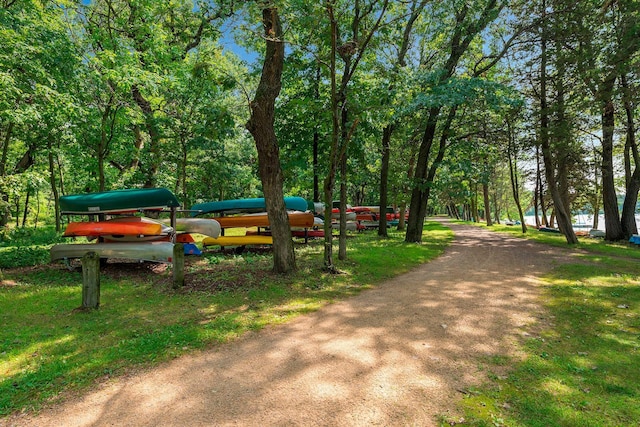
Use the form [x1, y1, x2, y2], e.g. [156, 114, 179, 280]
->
[63, 217, 164, 237]
[215, 211, 314, 229]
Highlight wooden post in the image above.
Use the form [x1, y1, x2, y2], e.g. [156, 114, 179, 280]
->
[172, 243, 184, 289]
[81, 251, 100, 309]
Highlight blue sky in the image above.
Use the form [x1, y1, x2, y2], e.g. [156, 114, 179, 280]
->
[219, 17, 259, 65]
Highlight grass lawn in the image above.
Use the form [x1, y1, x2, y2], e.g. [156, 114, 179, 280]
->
[0, 221, 453, 417]
[448, 222, 640, 427]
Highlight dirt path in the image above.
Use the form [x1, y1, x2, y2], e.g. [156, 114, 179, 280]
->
[6, 220, 579, 427]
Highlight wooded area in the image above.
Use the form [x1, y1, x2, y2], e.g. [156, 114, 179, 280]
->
[1, 0, 639, 253]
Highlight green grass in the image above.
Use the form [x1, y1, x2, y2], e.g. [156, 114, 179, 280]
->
[0, 221, 453, 417]
[446, 222, 640, 427]
[471, 221, 640, 260]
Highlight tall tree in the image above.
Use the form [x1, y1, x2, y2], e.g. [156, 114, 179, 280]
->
[81, 0, 234, 189]
[246, 6, 296, 273]
[620, 72, 640, 237]
[506, 114, 527, 233]
[571, 0, 640, 240]
[323, 0, 388, 270]
[536, 0, 578, 243]
[406, 0, 505, 242]
[0, 0, 81, 226]
[377, 0, 427, 236]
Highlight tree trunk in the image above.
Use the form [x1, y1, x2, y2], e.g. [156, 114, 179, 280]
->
[323, 4, 340, 272]
[450, 202, 460, 219]
[406, 0, 501, 242]
[47, 137, 61, 232]
[600, 93, 624, 241]
[493, 192, 501, 224]
[397, 134, 419, 231]
[338, 91, 350, 261]
[339, 148, 347, 261]
[472, 185, 479, 222]
[22, 190, 30, 227]
[98, 103, 112, 192]
[378, 125, 393, 236]
[130, 125, 144, 171]
[0, 121, 14, 227]
[313, 65, 321, 202]
[131, 85, 161, 188]
[482, 182, 491, 225]
[534, 145, 542, 228]
[180, 137, 188, 207]
[245, 7, 296, 274]
[406, 106, 456, 241]
[313, 130, 320, 202]
[622, 168, 640, 238]
[0, 121, 13, 177]
[406, 107, 441, 242]
[13, 145, 35, 174]
[537, 150, 548, 227]
[507, 120, 527, 233]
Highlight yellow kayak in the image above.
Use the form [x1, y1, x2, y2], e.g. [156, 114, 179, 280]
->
[202, 235, 273, 247]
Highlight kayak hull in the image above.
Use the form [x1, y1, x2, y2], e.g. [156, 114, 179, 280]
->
[63, 217, 164, 238]
[191, 197, 308, 216]
[161, 218, 221, 238]
[215, 211, 314, 229]
[60, 188, 181, 215]
[50, 242, 175, 263]
[202, 235, 273, 247]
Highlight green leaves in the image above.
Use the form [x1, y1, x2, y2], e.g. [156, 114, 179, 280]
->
[410, 72, 520, 112]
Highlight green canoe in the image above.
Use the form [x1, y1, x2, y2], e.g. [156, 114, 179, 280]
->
[60, 188, 181, 214]
[191, 197, 308, 216]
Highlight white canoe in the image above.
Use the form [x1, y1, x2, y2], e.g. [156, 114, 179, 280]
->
[161, 218, 221, 238]
[50, 242, 175, 263]
[331, 221, 357, 231]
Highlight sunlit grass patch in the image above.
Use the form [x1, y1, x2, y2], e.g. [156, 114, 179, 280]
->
[468, 220, 640, 260]
[451, 256, 640, 427]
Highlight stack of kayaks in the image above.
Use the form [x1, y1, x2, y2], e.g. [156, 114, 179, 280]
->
[291, 215, 324, 238]
[352, 206, 379, 229]
[191, 197, 317, 247]
[51, 188, 186, 263]
[309, 201, 359, 232]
